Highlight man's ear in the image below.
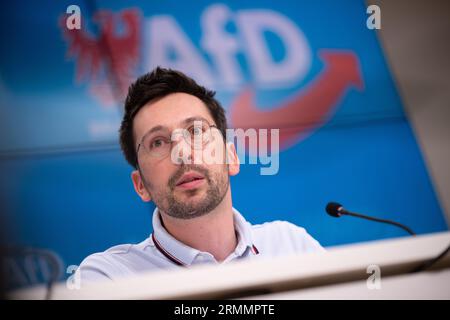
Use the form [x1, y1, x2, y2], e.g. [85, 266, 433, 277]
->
[131, 170, 152, 202]
[226, 142, 240, 176]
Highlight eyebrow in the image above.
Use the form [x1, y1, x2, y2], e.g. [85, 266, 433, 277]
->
[181, 116, 211, 126]
[137, 116, 212, 147]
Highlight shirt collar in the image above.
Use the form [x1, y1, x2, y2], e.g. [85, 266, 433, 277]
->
[232, 208, 256, 256]
[151, 207, 257, 266]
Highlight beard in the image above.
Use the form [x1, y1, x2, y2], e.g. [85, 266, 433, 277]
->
[142, 164, 229, 220]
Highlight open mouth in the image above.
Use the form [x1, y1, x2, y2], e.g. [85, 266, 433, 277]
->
[175, 172, 206, 189]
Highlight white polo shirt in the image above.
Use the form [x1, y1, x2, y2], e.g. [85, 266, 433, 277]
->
[77, 208, 325, 283]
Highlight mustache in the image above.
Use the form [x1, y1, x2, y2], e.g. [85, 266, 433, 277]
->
[168, 164, 211, 190]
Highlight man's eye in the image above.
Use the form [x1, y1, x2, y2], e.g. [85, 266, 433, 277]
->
[150, 138, 167, 149]
[189, 126, 203, 136]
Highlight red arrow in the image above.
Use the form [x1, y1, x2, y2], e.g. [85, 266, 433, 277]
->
[229, 50, 364, 152]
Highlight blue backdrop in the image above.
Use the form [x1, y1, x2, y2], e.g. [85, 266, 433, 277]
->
[0, 0, 447, 287]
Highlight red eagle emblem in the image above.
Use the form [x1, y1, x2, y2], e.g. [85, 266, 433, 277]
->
[60, 9, 141, 107]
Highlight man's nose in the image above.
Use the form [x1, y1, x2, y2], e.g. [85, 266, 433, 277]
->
[177, 143, 193, 164]
[171, 131, 194, 164]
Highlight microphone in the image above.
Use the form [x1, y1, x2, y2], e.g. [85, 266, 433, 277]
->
[325, 202, 416, 236]
[326, 202, 450, 274]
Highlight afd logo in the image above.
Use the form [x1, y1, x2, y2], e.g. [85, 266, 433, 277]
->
[60, 4, 363, 151]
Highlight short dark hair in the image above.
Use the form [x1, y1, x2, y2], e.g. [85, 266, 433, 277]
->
[119, 67, 228, 168]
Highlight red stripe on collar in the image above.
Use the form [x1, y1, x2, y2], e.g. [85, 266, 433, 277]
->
[152, 233, 186, 267]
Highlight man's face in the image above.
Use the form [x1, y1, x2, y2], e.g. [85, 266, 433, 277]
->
[131, 92, 239, 219]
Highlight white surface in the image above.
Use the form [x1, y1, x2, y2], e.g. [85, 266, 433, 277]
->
[244, 269, 450, 300]
[10, 231, 450, 300]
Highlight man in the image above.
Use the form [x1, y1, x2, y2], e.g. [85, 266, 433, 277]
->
[78, 67, 324, 282]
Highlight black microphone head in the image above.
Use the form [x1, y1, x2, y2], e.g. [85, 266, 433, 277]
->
[326, 202, 343, 217]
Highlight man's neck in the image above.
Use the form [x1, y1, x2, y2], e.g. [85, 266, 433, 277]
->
[159, 188, 236, 262]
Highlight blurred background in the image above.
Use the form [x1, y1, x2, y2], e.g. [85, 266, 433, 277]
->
[0, 0, 449, 291]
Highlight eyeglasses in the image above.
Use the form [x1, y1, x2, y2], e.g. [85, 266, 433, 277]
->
[136, 120, 219, 161]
